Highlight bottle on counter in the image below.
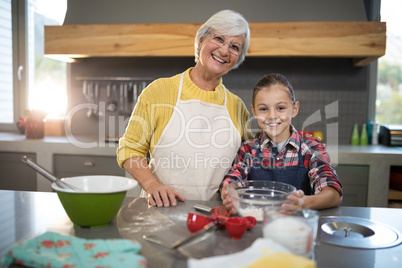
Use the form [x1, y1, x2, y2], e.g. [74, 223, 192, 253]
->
[367, 121, 373, 145]
[360, 123, 368, 145]
[351, 123, 360, 145]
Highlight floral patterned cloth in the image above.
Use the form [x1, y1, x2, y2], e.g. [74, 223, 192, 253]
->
[1, 232, 147, 268]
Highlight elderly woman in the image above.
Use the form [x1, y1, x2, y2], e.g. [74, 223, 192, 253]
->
[117, 10, 252, 207]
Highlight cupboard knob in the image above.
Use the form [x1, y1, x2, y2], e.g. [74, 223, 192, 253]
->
[84, 161, 94, 167]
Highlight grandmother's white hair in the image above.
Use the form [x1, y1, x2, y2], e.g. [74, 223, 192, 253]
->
[194, 10, 250, 69]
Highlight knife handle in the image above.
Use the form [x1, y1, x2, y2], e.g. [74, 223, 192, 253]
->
[194, 204, 212, 214]
[170, 222, 216, 249]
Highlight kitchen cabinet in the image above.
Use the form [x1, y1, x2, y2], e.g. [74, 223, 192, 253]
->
[53, 154, 125, 178]
[334, 164, 369, 207]
[44, 21, 386, 67]
[388, 165, 402, 207]
[389, 189, 402, 201]
[0, 152, 37, 191]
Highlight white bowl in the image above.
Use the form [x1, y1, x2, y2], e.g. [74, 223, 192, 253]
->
[52, 175, 137, 193]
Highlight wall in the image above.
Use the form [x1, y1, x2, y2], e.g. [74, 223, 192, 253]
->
[64, 0, 367, 24]
[64, 0, 375, 145]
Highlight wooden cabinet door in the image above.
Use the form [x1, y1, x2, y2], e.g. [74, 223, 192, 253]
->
[0, 152, 37, 191]
[53, 154, 125, 178]
[335, 164, 369, 207]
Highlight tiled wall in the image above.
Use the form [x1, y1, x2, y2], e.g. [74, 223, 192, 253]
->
[68, 57, 369, 145]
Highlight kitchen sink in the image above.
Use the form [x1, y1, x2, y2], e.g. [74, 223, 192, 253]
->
[319, 216, 402, 249]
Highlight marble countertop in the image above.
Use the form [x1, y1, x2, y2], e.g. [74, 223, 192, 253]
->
[1, 190, 401, 268]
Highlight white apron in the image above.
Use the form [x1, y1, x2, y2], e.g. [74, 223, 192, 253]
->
[147, 72, 241, 200]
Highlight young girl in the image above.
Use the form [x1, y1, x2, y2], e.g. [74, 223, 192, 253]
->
[220, 73, 342, 211]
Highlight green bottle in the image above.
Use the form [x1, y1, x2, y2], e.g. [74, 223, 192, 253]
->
[351, 124, 360, 145]
[360, 123, 368, 145]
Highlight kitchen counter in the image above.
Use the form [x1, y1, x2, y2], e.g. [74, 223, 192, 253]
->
[0, 132, 120, 192]
[326, 145, 402, 207]
[0, 132, 118, 156]
[1, 132, 402, 206]
[3, 132, 401, 158]
[0, 190, 401, 268]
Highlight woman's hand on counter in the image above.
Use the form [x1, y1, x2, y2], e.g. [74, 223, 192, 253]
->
[123, 156, 186, 208]
[146, 182, 186, 208]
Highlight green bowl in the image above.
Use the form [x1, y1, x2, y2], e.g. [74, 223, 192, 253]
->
[52, 175, 137, 228]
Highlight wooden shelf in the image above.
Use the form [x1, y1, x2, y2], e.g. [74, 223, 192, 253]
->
[45, 21, 386, 67]
[389, 189, 402, 201]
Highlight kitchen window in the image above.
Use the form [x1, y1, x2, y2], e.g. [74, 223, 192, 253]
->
[376, 0, 402, 124]
[0, 0, 13, 125]
[0, 0, 67, 131]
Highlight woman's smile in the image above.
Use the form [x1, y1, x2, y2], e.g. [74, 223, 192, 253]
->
[211, 54, 227, 64]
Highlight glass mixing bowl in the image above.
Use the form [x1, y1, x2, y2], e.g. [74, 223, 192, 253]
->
[227, 180, 297, 221]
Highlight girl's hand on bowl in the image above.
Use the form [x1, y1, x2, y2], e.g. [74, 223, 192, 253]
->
[220, 181, 236, 214]
[283, 190, 306, 212]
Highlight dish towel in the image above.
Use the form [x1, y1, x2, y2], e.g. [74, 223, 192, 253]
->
[1, 232, 147, 268]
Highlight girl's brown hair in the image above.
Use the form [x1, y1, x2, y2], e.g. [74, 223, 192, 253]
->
[252, 73, 296, 105]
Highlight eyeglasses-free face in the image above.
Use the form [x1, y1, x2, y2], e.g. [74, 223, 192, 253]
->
[206, 32, 243, 56]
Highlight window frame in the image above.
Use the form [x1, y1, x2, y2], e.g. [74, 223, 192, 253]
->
[366, 0, 381, 123]
[0, 0, 28, 132]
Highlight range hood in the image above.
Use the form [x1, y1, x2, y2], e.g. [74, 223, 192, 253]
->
[44, 21, 386, 67]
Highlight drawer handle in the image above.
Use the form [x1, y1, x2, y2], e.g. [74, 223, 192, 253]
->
[84, 161, 95, 167]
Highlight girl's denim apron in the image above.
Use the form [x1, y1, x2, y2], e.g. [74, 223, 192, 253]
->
[248, 144, 311, 195]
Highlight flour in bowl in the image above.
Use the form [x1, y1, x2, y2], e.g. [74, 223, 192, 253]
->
[238, 207, 264, 221]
